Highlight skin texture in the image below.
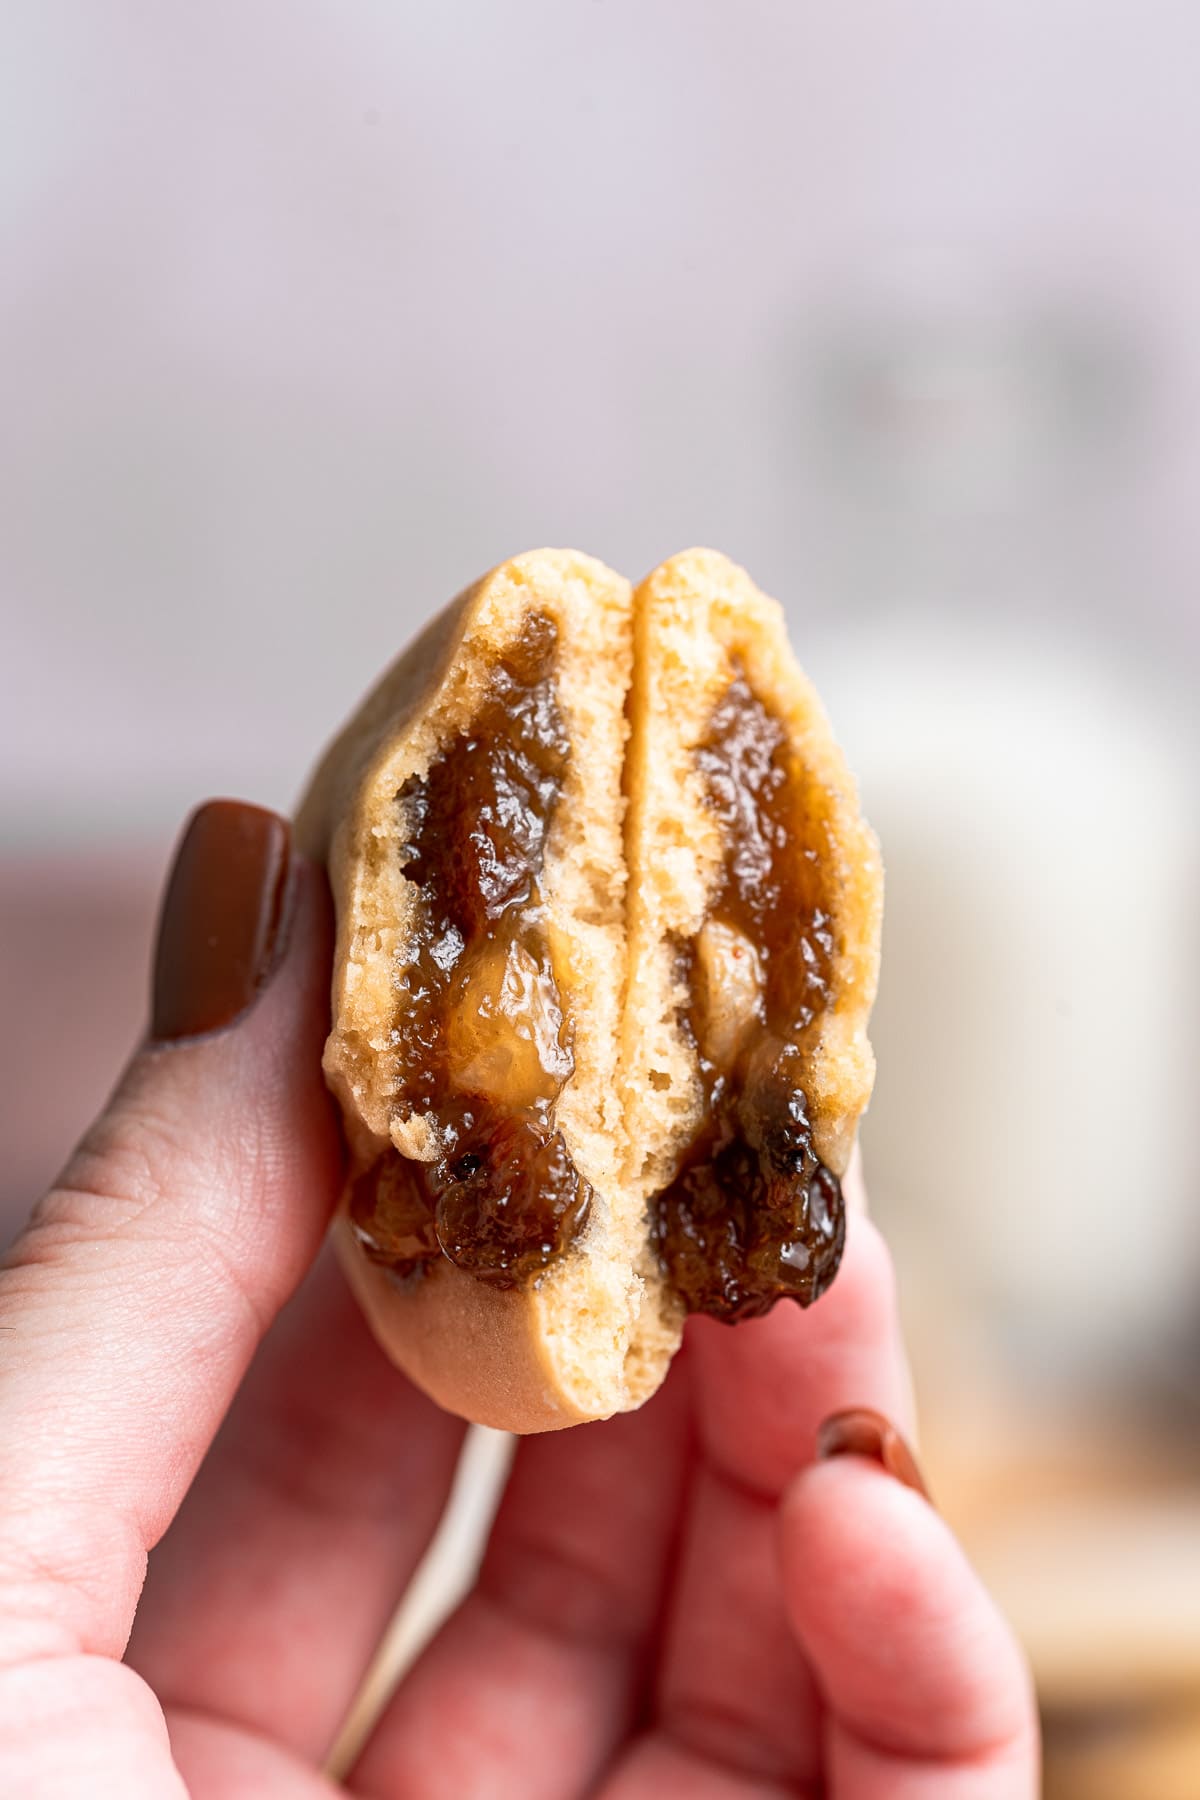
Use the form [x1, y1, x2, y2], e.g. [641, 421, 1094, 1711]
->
[0, 825, 1039, 1799]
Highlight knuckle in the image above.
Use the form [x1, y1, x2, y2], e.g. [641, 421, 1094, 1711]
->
[12, 1101, 270, 1344]
[37, 1101, 193, 1239]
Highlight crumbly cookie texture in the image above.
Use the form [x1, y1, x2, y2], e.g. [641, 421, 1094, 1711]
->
[296, 548, 882, 1433]
[622, 550, 882, 1193]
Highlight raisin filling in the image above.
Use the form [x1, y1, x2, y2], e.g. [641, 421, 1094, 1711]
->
[348, 614, 592, 1288]
[651, 670, 845, 1321]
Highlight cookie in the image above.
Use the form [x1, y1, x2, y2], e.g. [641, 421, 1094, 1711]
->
[297, 549, 881, 1431]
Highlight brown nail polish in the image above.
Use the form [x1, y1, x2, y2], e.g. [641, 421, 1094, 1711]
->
[815, 1407, 932, 1503]
[151, 800, 293, 1040]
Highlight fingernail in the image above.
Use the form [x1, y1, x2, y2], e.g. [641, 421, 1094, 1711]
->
[151, 800, 294, 1041]
[815, 1407, 932, 1503]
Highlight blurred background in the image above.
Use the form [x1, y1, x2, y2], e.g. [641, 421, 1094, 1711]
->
[3, 4, 1198, 1790]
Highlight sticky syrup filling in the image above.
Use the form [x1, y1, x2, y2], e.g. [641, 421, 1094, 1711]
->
[348, 634, 844, 1322]
[348, 612, 592, 1288]
[650, 668, 845, 1321]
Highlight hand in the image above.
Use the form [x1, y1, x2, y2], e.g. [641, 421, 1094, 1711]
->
[0, 801, 1038, 1798]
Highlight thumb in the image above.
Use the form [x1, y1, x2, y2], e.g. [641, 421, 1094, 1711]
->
[0, 800, 343, 1667]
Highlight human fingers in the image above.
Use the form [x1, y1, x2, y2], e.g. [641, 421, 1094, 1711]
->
[781, 1430, 1038, 1797]
[687, 1211, 914, 1500]
[0, 800, 339, 1679]
[615, 1214, 909, 1789]
[127, 1250, 466, 1763]
[348, 1357, 694, 1799]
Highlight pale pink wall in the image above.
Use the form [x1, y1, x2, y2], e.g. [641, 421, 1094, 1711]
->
[3, 1, 1199, 847]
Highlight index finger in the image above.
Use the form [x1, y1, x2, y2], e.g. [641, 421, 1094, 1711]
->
[0, 817, 342, 1668]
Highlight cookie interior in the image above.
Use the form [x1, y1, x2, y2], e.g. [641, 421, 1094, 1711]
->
[620, 550, 881, 1324]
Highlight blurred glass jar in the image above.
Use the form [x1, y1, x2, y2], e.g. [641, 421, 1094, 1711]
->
[787, 282, 1200, 1397]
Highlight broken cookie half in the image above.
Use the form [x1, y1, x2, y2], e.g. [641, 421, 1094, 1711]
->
[296, 549, 881, 1433]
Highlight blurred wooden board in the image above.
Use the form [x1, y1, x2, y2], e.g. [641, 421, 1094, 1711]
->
[1045, 1708, 1200, 1800]
[969, 1493, 1200, 1710]
[922, 1399, 1200, 1712]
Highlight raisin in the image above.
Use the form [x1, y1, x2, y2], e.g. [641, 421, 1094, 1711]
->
[348, 1156, 440, 1277]
[432, 1115, 591, 1287]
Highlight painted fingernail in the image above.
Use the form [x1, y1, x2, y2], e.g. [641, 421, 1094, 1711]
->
[151, 800, 294, 1040]
[815, 1407, 932, 1503]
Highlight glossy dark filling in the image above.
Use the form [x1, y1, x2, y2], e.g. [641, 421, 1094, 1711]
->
[348, 613, 592, 1288]
[651, 670, 845, 1321]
